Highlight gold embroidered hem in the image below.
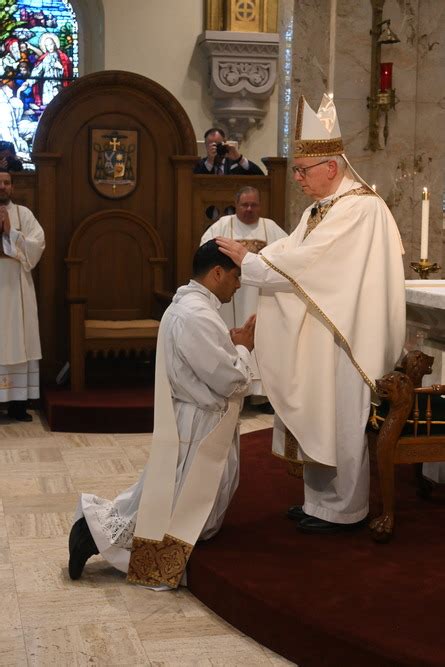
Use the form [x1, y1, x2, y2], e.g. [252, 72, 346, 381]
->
[127, 534, 193, 588]
[284, 428, 304, 476]
[282, 428, 323, 475]
[294, 138, 344, 157]
[287, 460, 304, 477]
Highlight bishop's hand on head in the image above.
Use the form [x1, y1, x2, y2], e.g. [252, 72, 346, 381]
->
[216, 237, 248, 266]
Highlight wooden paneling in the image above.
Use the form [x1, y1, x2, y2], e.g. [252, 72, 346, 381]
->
[32, 71, 196, 382]
[19, 70, 286, 385]
[65, 209, 167, 391]
[173, 157, 287, 286]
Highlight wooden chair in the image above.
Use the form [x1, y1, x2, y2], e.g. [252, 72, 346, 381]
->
[65, 209, 169, 391]
[369, 353, 445, 542]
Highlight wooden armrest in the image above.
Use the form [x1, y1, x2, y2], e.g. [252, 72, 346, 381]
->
[415, 385, 445, 395]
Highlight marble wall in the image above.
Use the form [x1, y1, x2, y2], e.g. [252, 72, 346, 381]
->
[283, 0, 445, 274]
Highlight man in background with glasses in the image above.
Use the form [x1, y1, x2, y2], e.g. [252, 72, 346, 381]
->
[217, 94, 406, 535]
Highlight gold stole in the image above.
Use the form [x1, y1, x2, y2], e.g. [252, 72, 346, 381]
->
[230, 216, 268, 254]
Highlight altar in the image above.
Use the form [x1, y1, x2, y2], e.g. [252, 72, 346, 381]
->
[406, 279, 445, 385]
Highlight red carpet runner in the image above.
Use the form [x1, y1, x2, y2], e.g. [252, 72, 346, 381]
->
[188, 428, 445, 667]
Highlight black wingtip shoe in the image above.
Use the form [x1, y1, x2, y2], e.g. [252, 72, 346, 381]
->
[68, 517, 99, 580]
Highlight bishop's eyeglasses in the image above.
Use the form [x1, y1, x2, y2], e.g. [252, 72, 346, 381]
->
[292, 160, 330, 177]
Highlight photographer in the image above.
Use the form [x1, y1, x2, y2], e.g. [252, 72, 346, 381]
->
[194, 128, 264, 175]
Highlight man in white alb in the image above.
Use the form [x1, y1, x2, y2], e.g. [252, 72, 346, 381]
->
[68, 240, 255, 586]
[217, 94, 406, 534]
[201, 187, 287, 411]
[0, 168, 45, 421]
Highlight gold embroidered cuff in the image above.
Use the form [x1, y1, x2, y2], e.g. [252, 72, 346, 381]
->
[127, 533, 193, 588]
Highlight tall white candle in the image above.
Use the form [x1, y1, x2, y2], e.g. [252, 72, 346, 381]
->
[420, 187, 430, 260]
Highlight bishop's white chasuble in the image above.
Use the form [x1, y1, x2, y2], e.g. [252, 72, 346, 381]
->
[241, 178, 406, 468]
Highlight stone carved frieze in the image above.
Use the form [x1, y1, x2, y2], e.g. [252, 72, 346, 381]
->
[204, 40, 279, 56]
[199, 30, 279, 141]
[218, 61, 271, 90]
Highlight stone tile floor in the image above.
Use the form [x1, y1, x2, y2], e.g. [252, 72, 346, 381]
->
[0, 405, 295, 665]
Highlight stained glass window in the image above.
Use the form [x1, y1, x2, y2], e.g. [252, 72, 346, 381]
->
[0, 0, 78, 167]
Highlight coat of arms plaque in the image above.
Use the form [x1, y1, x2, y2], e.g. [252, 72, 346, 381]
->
[91, 129, 138, 198]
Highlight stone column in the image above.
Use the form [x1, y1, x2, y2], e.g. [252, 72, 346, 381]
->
[283, 0, 445, 272]
[286, 0, 331, 230]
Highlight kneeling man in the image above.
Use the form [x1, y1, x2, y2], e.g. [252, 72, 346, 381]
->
[68, 240, 255, 587]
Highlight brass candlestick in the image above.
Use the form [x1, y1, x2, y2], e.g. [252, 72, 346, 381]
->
[410, 259, 441, 280]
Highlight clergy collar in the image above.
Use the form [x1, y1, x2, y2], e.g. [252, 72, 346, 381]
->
[188, 279, 222, 310]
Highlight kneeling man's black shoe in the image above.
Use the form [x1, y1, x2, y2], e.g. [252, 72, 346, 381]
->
[287, 504, 307, 521]
[68, 517, 99, 580]
[298, 515, 367, 534]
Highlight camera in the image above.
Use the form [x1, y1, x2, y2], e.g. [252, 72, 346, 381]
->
[215, 142, 230, 158]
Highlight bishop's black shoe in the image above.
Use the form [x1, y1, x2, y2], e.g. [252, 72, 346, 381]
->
[297, 515, 367, 535]
[286, 504, 307, 521]
[257, 401, 275, 414]
[68, 517, 99, 580]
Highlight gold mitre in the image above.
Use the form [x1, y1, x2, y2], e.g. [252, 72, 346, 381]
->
[294, 93, 344, 158]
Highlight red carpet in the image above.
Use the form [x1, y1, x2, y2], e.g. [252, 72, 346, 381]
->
[188, 429, 445, 667]
[42, 384, 154, 432]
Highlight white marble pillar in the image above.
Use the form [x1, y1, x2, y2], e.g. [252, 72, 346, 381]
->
[281, 0, 445, 269]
